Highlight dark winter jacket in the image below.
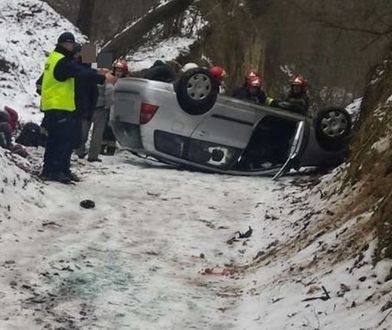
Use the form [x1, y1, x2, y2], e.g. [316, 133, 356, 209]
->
[96, 82, 114, 110]
[38, 49, 102, 119]
[284, 93, 310, 115]
[74, 63, 99, 120]
[231, 86, 267, 104]
[144, 61, 176, 83]
[51, 45, 105, 85]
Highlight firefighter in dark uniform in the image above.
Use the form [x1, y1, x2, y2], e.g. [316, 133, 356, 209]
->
[266, 75, 310, 115]
[232, 71, 267, 104]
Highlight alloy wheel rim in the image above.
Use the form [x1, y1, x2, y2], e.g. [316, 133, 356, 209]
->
[321, 111, 348, 137]
[187, 74, 211, 100]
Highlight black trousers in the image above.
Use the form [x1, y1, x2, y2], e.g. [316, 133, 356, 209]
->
[42, 111, 77, 175]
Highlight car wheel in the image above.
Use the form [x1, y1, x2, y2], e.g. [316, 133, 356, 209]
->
[315, 107, 352, 150]
[175, 68, 219, 115]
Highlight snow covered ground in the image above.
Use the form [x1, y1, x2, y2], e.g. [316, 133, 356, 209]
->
[1, 0, 392, 329]
[0, 0, 86, 123]
[0, 148, 391, 329]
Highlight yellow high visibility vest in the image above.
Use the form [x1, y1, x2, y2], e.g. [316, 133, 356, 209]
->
[41, 51, 75, 111]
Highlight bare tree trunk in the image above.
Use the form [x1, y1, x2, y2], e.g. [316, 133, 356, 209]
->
[100, 0, 194, 59]
[77, 0, 95, 36]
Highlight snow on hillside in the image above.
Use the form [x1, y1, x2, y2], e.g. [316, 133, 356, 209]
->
[0, 149, 391, 329]
[125, 4, 207, 71]
[0, 0, 85, 123]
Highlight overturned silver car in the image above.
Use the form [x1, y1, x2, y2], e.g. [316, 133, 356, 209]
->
[111, 70, 351, 178]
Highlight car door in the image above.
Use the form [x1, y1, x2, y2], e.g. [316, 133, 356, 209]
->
[187, 96, 257, 169]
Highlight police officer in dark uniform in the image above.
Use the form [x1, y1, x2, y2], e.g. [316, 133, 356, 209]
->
[40, 32, 116, 183]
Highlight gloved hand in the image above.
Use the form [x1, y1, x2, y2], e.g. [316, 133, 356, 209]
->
[105, 72, 117, 85]
[278, 101, 291, 109]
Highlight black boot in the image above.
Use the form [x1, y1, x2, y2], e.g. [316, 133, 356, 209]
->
[106, 146, 116, 156]
[64, 171, 80, 182]
[42, 172, 72, 184]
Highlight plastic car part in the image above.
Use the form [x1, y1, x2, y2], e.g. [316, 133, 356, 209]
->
[315, 107, 351, 151]
[211, 149, 224, 162]
[80, 200, 95, 209]
[273, 120, 306, 180]
[175, 67, 219, 115]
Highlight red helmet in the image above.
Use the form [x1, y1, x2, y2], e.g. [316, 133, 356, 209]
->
[209, 66, 227, 81]
[113, 58, 129, 75]
[246, 70, 262, 89]
[291, 75, 307, 89]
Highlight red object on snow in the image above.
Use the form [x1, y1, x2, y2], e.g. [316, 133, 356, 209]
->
[4, 106, 19, 130]
[203, 267, 235, 276]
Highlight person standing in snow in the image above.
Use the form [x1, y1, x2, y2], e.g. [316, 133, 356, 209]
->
[275, 75, 310, 115]
[100, 58, 130, 156]
[261, 74, 310, 115]
[209, 65, 227, 94]
[77, 58, 127, 162]
[232, 71, 267, 104]
[40, 32, 116, 183]
[72, 44, 99, 160]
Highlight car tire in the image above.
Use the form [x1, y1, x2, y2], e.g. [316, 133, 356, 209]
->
[315, 107, 352, 151]
[175, 68, 219, 115]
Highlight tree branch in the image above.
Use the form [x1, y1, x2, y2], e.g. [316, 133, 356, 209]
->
[100, 0, 194, 59]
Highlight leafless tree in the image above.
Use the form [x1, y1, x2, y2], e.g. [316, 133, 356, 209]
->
[77, 0, 95, 36]
[101, 0, 194, 58]
[283, 0, 392, 50]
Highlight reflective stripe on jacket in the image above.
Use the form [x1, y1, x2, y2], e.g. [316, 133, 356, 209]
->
[266, 97, 275, 106]
[41, 51, 75, 112]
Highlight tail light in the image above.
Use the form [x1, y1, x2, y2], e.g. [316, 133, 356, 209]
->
[140, 103, 159, 125]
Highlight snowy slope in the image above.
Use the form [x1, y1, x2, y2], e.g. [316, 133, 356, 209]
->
[0, 0, 85, 123]
[0, 151, 391, 329]
[124, 4, 207, 71]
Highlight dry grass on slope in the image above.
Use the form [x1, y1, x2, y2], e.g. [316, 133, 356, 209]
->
[345, 47, 392, 261]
